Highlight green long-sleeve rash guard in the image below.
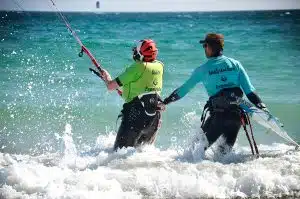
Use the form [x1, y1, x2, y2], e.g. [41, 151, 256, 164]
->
[115, 60, 164, 103]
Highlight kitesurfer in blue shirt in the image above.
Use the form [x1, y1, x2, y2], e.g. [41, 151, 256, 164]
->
[162, 33, 268, 156]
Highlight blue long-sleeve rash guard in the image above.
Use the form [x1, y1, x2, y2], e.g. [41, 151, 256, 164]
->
[176, 55, 255, 99]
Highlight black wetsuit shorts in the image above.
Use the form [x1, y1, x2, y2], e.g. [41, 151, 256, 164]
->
[113, 93, 161, 150]
[201, 88, 243, 152]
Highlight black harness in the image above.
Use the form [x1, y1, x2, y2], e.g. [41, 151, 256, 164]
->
[201, 87, 259, 156]
[201, 87, 242, 127]
[117, 93, 162, 127]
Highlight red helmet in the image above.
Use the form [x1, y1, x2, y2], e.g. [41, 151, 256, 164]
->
[133, 39, 158, 62]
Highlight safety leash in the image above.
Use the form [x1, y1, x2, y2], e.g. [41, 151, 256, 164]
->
[246, 113, 259, 155]
[49, 0, 122, 96]
[242, 117, 255, 155]
[241, 112, 259, 157]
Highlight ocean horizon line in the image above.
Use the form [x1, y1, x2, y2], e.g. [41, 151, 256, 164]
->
[0, 8, 299, 14]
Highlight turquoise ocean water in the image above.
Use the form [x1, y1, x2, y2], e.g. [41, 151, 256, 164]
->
[0, 10, 300, 198]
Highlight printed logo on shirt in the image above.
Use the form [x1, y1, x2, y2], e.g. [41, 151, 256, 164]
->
[145, 87, 161, 92]
[152, 70, 161, 75]
[209, 66, 236, 75]
[221, 76, 227, 82]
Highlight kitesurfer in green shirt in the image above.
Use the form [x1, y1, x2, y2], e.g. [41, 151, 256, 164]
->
[101, 39, 164, 151]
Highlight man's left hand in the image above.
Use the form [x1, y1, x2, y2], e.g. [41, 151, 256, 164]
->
[257, 103, 269, 113]
[101, 69, 112, 82]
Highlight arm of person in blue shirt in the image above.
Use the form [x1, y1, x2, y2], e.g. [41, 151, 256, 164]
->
[239, 63, 268, 110]
[163, 67, 203, 105]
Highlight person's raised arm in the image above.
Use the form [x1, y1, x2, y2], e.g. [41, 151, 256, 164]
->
[102, 63, 139, 91]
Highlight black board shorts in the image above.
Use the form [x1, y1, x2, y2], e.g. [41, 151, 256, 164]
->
[202, 109, 242, 150]
[113, 95, 161, 150]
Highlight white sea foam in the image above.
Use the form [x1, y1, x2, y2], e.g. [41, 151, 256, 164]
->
[0, 123, 299, 199]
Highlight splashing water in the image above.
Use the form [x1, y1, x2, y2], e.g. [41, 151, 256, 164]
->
[1, 10, 300, 199]
[1, 123, 300, 199]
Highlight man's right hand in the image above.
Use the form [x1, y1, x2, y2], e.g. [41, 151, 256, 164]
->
[163, 91, 181, 105]
[157, 102, 166, 111]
